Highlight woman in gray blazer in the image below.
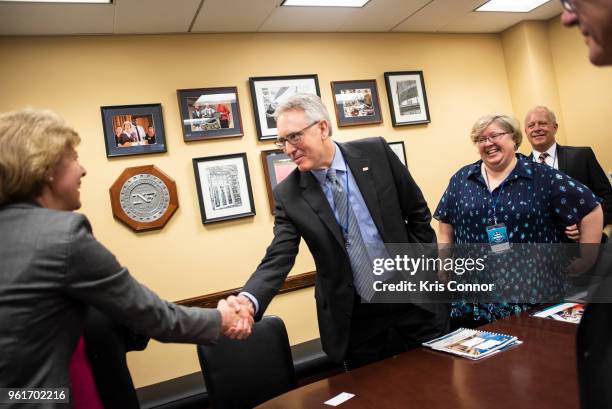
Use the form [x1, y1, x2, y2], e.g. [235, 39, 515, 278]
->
[0, 109, 248, 407]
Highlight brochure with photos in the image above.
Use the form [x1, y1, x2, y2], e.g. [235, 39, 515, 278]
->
[422, 328, 521, 360]
[532, 302, 585, 324]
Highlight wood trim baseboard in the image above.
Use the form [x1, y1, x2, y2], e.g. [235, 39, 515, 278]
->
[175, 271, 316, 309]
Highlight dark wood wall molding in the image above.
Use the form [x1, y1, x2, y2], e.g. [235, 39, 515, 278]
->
[176, 271, 316, 309]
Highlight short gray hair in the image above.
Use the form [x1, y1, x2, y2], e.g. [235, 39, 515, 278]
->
[470, 114, 522, 150]
[274, 93, 333, 137]
[525, 105, 557, 125]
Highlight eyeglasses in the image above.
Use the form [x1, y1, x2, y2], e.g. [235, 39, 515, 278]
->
[476, 131, 510, 145]
[274, 121, 320, 149]
[560, 0, 574, 11]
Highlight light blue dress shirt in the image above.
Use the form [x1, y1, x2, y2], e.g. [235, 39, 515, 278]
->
[311, 143, 389, 263]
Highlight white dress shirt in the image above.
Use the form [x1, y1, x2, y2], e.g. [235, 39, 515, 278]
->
[532, 143, 558, 169]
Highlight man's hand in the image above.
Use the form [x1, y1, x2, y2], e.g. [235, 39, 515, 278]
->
[565, 224, 580, 241]
[216, 299, 240, 335]
[222, 295, 254, 340]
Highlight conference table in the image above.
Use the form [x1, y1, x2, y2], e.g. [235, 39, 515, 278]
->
[257, 313, 579, 408]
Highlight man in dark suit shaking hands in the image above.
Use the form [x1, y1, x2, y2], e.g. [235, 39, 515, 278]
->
[524, 105, 611, 241]
[229, 93, 448, 369]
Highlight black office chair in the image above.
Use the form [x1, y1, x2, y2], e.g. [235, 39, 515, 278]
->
[197, 315, 297, 409]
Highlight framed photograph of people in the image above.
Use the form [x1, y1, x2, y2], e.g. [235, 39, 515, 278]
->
[261, 149, 297, 214]
[383, 71, 431, 127]
[177, 86, 243, 142]
[192, 153, 256, 224]
[101, 103, 167, 158]
[249, 74, 320, 140]
[388, 141, 408, 167]
[330, 79, 383, 127]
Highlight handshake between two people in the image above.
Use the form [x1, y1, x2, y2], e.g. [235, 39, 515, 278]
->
[216, 294, 255, 340]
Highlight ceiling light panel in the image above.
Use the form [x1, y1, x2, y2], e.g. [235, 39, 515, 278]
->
[475, 0, 549, 13]
[282, 0, 369, 7]
[0, 0, 111, 3]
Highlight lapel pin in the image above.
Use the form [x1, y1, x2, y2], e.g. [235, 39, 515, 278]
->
[362, 167, 369, 171]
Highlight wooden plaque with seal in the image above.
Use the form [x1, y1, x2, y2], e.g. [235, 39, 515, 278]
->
[109, 165, 178, 232]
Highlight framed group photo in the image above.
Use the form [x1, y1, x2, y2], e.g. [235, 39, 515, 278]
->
[261, 149, 297, 214]
[249, 74, 320, 140]
[193, 153, 255, 224]
[101, 103, 167, 158]
[384, 71, 431, 127]
[330, 79, 382, 127]
[177, 86, 243, 142]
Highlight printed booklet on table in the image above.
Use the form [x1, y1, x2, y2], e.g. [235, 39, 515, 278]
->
[423, 328, 521, 360]
[532, 302, 585, 324]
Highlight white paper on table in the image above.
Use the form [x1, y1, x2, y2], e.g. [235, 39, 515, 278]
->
[324, 392, 355, 406]
[533, 303, 579, 317]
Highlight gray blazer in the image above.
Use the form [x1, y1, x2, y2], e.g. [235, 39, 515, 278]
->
[0, 202, 220, 407]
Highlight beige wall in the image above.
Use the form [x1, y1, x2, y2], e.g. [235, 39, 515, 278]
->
[0, 22, 608, 387]
[548, 18, 612, 172]
[500, 18, 612, 172]
[501, 20, 566, 150]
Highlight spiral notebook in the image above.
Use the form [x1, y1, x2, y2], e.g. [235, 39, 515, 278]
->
[423, 328, 521, 360]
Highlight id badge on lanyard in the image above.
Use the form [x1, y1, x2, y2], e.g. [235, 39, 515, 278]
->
[484, 166, 512, 254]
[486, 223, 510, 253]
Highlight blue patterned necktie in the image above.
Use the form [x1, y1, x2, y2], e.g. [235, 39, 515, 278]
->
[326, 168, 375, 301]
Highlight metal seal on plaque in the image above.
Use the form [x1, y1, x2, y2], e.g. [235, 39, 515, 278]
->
[110, 165, 178, 232]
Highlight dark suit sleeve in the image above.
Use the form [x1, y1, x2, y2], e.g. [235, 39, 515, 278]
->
[382, 139, 436, 243]
[242, 190, 301, 319]
[585, 148, 612, 226]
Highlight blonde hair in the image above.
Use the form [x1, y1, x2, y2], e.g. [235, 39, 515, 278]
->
[0, 108, 80, 205]
[470, 114, 522, 150]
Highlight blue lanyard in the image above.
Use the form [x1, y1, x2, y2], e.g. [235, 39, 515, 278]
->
[483, 167, 509, 225]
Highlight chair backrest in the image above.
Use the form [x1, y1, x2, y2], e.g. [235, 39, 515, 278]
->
[197, 315, 297, 409]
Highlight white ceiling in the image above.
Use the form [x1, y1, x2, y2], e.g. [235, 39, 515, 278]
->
[0, 0, 563, 36]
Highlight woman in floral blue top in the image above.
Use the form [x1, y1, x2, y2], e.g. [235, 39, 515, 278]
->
[434, 114, 603, 327]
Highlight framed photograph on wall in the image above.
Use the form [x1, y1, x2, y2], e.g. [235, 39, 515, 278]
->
[249, 74, 320, 140]
[384, 71, 431, 127]
[261, 149, 297, 214]
[192, 153, 256, 224]
[388, 141, 408, 167]
[177, 86, 243, 142]
[330, 79, 382, 127]
[101, 103, 167, 158]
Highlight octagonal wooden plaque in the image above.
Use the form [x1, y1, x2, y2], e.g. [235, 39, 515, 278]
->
[109, 165, 178, 232]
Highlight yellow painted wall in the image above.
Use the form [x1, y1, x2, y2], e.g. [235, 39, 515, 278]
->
[548, 18, 612, 172]
[0, 31, 539, 388]
[501, 20, 566, 151]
